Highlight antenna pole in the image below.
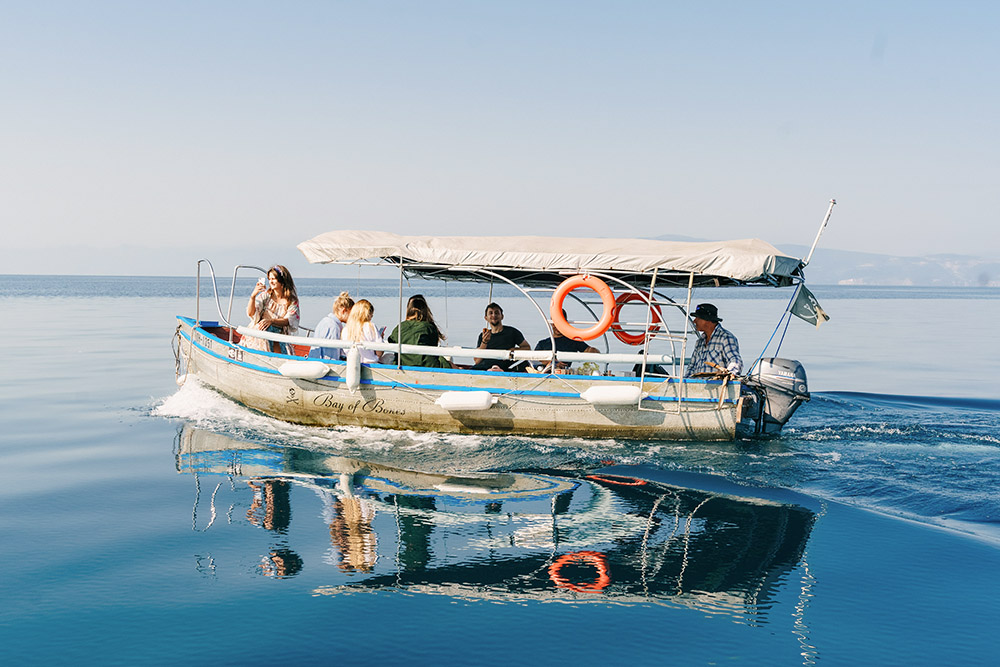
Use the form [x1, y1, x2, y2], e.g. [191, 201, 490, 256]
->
[803, 199, 836, 267]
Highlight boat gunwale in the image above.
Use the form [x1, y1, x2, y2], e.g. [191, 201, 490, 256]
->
[177, 319, 741, 406]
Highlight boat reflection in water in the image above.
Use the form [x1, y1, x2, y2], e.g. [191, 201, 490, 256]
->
[175, 425, 816, 619]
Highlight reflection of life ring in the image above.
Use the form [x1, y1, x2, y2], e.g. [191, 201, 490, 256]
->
[550, 275, 616, 341]
[610, 292, 664, 346]
[586, 474, 647, 486]
[548, 551, 611, 593]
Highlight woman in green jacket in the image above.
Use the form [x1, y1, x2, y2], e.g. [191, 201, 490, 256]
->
[387, 295, 452, 368]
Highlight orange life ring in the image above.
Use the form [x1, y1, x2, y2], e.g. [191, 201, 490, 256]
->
[610, 292, 664, 346]
[550, 275, 616, 341]
[548, 551, 611, 593]
[586, 474, 647, 486]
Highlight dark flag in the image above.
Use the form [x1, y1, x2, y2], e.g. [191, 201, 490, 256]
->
[790, 285, 830, 327]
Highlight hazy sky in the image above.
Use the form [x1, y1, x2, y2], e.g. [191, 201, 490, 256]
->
[3, 1, 998, 274]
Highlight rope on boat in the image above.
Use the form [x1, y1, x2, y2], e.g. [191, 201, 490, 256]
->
[172, 324, 189, 386]
[366, 365, 599, 408]
[492, 372, 564, 399]
[366, 368, 440, 403]
[367, 364, 536, 407]
[749, 284, 800, 375]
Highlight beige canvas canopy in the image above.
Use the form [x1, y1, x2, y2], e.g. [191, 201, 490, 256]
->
[297, 230, 805, 287]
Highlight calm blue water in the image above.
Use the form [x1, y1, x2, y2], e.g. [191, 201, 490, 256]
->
[2, 275, 999, 665]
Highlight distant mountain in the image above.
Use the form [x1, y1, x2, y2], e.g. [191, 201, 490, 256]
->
[652, 235, 999, 286]
[777, 246, 999, 287]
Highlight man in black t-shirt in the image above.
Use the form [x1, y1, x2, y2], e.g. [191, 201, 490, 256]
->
[473, 302, 529, 371]
[532, 309, 598, 373]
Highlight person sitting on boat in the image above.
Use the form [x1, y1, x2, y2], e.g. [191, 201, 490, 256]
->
[684, 303, 743, 377]
[530, 309, 598, 373]
[473, 302, 529, 371]
[308, 291, 354, 360]
[386, 294, 452, 368]
[243, 264, 300, 354]
[343, 299, 384, 364]
[632, 348, 669, 377]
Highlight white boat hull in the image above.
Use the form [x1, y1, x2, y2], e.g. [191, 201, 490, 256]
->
[177, 318, 741, 441]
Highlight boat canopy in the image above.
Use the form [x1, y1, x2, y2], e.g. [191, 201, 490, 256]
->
[297, 230, 805, 288]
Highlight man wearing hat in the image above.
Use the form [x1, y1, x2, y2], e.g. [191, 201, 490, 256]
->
[684, 303, 743, 377]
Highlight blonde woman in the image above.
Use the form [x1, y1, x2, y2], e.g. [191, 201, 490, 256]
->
[243, 265, 300, 353]
[342, 299, 383, 363]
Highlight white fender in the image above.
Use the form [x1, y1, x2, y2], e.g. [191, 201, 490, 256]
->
[434, 483, 492, 494]
[278, 360, 330, 379]
[434, 390, 496, 411]
[580, 385, 646, 406]
[345, 347, 361, 393]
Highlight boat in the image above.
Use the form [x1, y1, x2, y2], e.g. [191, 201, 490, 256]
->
[174, 203, 833, 441]
[176, 425, 817, 613]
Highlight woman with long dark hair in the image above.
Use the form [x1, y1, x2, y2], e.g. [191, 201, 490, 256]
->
[387, 294, 451, 368]
[242, 264, 300, 353]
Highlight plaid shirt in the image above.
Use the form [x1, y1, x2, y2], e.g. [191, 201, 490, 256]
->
[685, 324, 743, 377]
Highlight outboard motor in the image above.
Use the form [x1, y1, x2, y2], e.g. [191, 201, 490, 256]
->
[740, 358, 810, 436]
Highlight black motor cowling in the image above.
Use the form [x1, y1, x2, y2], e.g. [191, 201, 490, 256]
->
[740, 358, 810, 436]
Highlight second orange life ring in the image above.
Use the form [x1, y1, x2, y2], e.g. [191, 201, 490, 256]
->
[586, 474, 647, 486]
[550, 275, 616, 341]
[610, 292, 664, 346]
[548, 551, 611, 594]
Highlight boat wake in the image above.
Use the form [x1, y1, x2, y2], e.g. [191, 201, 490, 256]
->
[820, 391, 1000, 413]
[791, 392, 1000, 449]
[777, 391, 1000, 544]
